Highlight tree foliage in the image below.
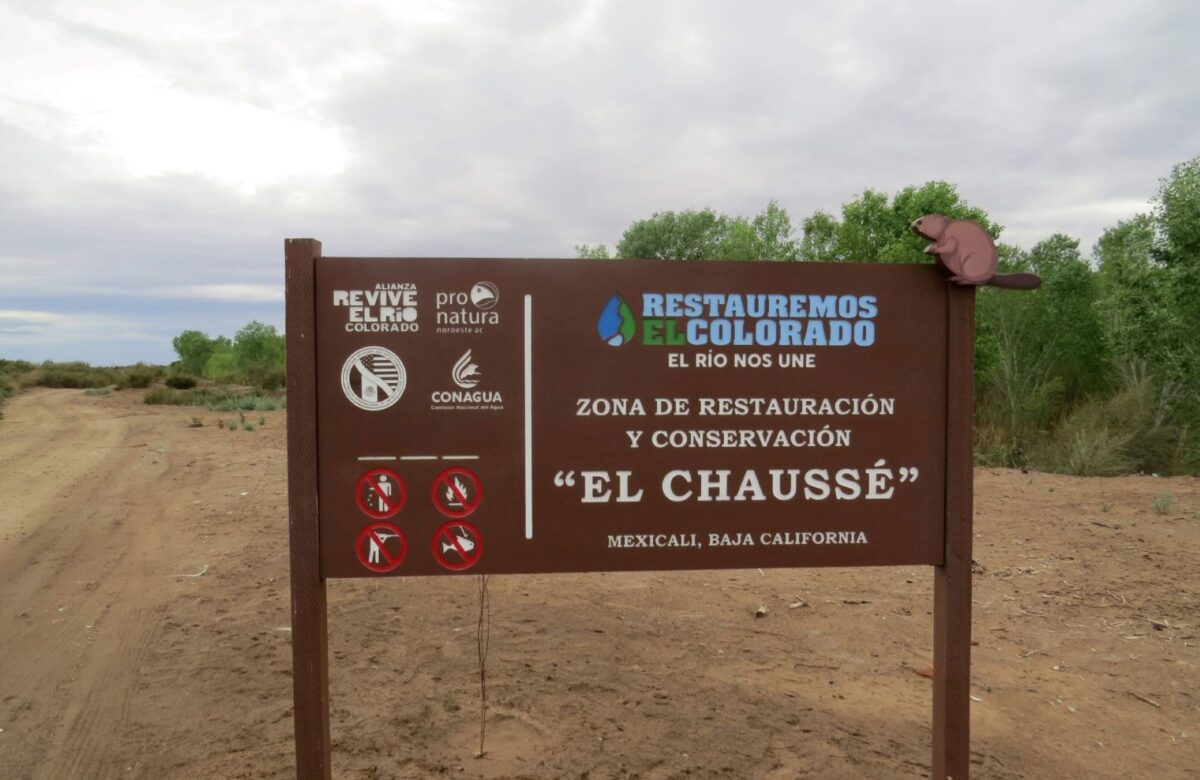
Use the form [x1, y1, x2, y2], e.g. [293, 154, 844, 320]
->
[579, 201, 801, 261]
[171, 321, 284, 390]
[172, 330, 228, 376]
[798, 182, 999, 263]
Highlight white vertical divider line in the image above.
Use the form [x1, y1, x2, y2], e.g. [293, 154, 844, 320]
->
[524, 294, 534, 539]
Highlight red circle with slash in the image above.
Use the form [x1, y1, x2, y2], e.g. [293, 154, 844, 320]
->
[432, 520, 483, 571]
[355, 468, 407, 519]
[356, 522, 408, 573]
[431, 467, 482, 518]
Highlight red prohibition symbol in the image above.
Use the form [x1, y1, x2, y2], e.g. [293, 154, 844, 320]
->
[431, 467, 482, 518]
[356, 468, 406, 519]
[356, 522, 408, 573]
[432, 520, 483, 571]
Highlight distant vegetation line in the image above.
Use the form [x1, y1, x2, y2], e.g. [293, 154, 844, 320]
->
[0, 320, 286, 418]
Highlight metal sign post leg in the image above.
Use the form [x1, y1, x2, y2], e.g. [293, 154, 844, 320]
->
[933, 285, 975, 779]
[285, 239, 332, 779]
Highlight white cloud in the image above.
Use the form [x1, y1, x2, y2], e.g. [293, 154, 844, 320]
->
[0, 309, 156, 345]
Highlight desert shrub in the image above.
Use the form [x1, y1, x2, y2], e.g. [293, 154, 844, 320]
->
[252, 366, 286, 391]
[32, 361, 121, 389]
[165, 373, 198, 390]
[1152, 491, 1174, 515]
[1030, 378, 1189, 475]
[0, 359, 34, 374]
[144, 386, 235, 406]
[974, 424, 1020, 468]
[203, 350, 241, 383]
[84, 386, 114, 396]
[1033, 415, 1135, 476]
[118, 363, 163, 389]
[206, 395, 286, 412]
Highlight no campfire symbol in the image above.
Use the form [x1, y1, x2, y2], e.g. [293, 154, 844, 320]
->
[432, 520, 483, 571]
[431, 467, 482, 518]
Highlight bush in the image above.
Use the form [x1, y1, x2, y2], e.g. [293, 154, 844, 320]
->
[32, 361, 121, 389]
[206, 395, 286, 412]
[1033, 417, 1134, 476]
[144, 386, 233, 406]
[118, 363, 163, 389]
[1029, 379, 1190, 475]
[165, 373, 198, 390]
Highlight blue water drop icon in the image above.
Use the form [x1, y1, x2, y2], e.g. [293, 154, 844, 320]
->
[597, 293, 636, 347]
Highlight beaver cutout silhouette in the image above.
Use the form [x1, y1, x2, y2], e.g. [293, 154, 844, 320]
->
[911, 215, 1041, 289]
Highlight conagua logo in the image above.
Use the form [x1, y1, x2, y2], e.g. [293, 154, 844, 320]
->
[598, 293, 636, 346]
[431, 347, 503, 410]
[452, 350, 481, 389]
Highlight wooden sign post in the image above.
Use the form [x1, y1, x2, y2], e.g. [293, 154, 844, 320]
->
[284, 226, 1019, 778]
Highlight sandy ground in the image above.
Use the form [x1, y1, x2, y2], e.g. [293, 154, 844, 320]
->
[0, 388, 1196, 779]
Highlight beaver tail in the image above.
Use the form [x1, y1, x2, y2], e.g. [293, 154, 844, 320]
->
[988, 272, 1041, 290]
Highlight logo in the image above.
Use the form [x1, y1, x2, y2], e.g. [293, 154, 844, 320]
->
[341, 346, 407, 411]
[436, 283, 501, 334]
[598, 293, 636, 347]
[452, 349, 481, 389]
[431, 348, 503, 411]
[332, 283, 419, 333]
[470, 282, 499, 310]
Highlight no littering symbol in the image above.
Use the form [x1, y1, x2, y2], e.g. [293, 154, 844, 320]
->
[355, 468, 407, 519]
[432, 521, 483, 571]
[356, 522, 407, 573]
[431, 467, 482, 518]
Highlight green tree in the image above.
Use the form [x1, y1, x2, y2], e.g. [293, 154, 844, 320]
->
[232, 321, 285, 389]
[1095, 158, 1200, 442]
[798, 182, 1000, 263]
[575, 243, 611, 259]
[172, 330, 222, 376]
[583, 201, 801, 261]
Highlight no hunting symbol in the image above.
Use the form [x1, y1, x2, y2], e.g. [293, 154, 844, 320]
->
[355, 522, 407, 573]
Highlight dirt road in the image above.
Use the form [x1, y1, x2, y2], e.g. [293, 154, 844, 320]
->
[0, 388, 1196, 778]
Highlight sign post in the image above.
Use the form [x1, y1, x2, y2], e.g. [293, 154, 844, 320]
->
[934, 286, 975, 779]
[284, 238, 331, 780]
[285, 228, 1029, 778]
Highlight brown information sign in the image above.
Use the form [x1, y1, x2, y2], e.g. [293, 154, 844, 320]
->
[314, 258, 948, 577]
[286, 237, 986, 779]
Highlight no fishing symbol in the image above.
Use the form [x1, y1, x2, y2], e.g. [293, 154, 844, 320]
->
[432, 520, 483, 571]
[431, 467, 482, 518]
[355, 468, 407, 519]
[356, 522, 408, 573]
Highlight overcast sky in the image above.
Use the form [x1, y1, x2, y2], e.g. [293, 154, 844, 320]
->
[1, 0, 1197, 364]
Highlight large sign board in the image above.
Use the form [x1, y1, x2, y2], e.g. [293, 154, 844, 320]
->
[285, 239, 980, 780]
[315, 259, 948, 577]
